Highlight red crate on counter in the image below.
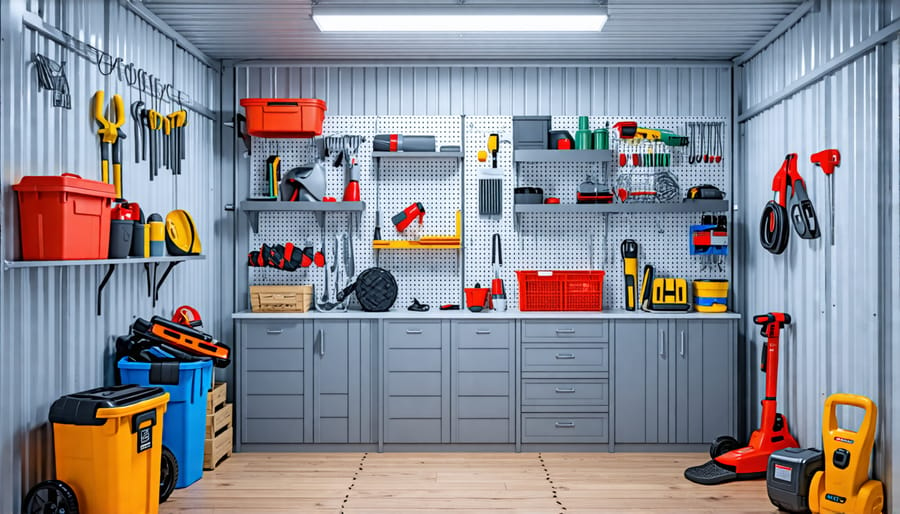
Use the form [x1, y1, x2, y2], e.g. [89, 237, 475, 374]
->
[239, 98, 326, 138]
[516, 270, 605, 311]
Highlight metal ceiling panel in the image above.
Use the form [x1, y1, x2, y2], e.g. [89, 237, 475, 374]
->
[144, 0, 803, 60]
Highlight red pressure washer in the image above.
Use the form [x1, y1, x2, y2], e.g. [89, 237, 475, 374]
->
[685, 312, 799, 485]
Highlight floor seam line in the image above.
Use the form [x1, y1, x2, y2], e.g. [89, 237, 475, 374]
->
[340, 452, 368, 513]
[538, 452, 567, 513]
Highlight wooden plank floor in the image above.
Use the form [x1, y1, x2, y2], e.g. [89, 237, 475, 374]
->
[160, 452, 776, 513]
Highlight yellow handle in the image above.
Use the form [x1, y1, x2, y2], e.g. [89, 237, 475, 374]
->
[149, 110, 163, 130]
[101, 160, 109, 185]
[110, 94, 125, 130]
[163, 117, 171, 136]
[95, 392, 169, 419]
[113, 164, 122, 198]
[487, 134, 499, 152]
[93, 90, 107, 125]
[825, 393, 877, 433]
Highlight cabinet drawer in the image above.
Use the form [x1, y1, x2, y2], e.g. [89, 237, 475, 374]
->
[457, 348, 509, 372]
[244, 322, 304, 348]
[386, 419, 441, 443]
[246, 348, 303, 371]
[243, 418, 303, 444]
[458, 396, 509, 418]
[246, 394, 303, 418]
[521, 413, 609, 443]
[522, 379, 609, 407]
[456, 419, 510, 443]
[454, 321, 510, 348]
[457, 372, 509, 396]
[387, 348, 442, 372]
[385, 321, 442, 348]
[245, 371, 303, 395]
[387, 372, 442, 396]
[521, 320, 608, 342]
[387, 396, 442, 419]
[522, 344, 608, 372]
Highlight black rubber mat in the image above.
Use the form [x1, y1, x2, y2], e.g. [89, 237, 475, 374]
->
[684, 460, 738, 485]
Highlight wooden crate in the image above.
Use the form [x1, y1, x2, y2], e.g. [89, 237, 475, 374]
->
[250, 285, 313, 313]
[204, 425, 233, 471]
[207, 381, 227, 413]
[206, 403, 233, 439]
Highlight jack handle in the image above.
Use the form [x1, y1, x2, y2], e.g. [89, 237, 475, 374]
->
[810, 149, 841, 175]
[753, 312, 792, 337]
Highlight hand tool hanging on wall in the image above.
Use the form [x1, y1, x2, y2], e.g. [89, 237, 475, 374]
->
[491, 234, 507, 311]
[93, 90, 126, 199]
[810, 149, 840, 246]
[148, 109, 163, 179]
[131, 100, 146, 164]
[342, 136, 363, 202]
[266, 155, 282, 198]
[760, 154, 820, 254]
[621, 240, 638, 311]
[168, 110, 186, 175]
[392, 202, 425, 232]
[487, 133, 499, 167]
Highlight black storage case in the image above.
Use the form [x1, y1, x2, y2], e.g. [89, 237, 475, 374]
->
[767, 448, 824, 513]
[512, 116, 551, 149]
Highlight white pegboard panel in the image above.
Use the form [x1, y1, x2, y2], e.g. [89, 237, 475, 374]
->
[465, 116, 730, 311]
[247, 116, 463, 311]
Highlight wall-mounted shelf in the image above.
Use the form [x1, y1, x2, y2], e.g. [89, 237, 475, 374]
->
[373, 211, 462, 250]
[4, 255, 205, 315]
[372, 151, 464, 159]
[514, 149, 613, 163]
[514, 200, 729, 214]
[240, 200, 366, 233]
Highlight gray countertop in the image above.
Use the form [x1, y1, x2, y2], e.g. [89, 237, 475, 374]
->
[232, 308, 741, 320]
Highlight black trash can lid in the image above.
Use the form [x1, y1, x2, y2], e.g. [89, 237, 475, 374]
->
[49, 384, 166, 426]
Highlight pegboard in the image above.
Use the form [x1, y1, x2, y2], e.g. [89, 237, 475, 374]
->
[247, 116, 463, 310]
[464, 116, 730, 310]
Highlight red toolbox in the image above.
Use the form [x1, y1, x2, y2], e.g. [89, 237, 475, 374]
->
[13, 173, 116, 260]
[239, 98, 326, 138]
[516, 270, 605, 311]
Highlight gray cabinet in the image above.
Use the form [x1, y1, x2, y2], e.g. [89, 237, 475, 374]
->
[383, 320, 450, 443]
[520, 320, 609, 444]
[614, 319, 735, 444]
[451, 321, 515, 443]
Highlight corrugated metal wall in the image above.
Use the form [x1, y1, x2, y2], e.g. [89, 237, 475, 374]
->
[0, 1, 221, 511]
[737, 0, 896, 497]
[234, 64, 731, 117]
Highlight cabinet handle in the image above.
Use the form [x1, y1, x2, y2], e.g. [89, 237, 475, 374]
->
[555, 387, 576, 393]
[659, 331, 666, 357]
[266, 329, 284, 335]
[555, 353, 576, 360]
[679, 330, 685, 357]
[475, 329, 492, 335]
[406, 329, 423, 335]
[555, 421, 576, 428]
[318, 329, 325, 357]
[556, 328, 576, 334]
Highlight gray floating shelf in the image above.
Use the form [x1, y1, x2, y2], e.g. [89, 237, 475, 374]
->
[514, 149, 613, 163]
[240, 200, 366, 233]
[514, 200, 730, 214]
[3, 254, 206, 270]
[371, 151, 463, 159]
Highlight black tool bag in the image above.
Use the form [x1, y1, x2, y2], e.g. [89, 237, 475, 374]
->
[337, 267, 398, 312]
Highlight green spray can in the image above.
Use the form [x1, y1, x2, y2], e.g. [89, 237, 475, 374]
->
[593, 122, 610, 150]
[575, 116, 593, 150]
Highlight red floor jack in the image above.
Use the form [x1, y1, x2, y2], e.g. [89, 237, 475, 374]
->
[685, 312, 799, 485]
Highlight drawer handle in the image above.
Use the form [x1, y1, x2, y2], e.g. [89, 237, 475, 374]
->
[475, 329, 492, 335]
[555, 353, 576, 360]
[555, 328, 576, 334]
[266, 329, 284, 335]
[406, 329, 423, 335]
[555, 387, 576, 393]
[555, 421, 576, 428]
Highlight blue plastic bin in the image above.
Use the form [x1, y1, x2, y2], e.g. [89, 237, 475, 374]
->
[118, 349, 213, 489]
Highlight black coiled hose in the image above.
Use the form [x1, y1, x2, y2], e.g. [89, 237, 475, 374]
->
[760, 200, 789, 254]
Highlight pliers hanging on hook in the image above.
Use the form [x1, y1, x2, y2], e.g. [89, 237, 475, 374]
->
[93, 90, 126, 199]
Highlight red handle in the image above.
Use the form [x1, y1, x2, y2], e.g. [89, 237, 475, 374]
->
[60, 173, 82, 179]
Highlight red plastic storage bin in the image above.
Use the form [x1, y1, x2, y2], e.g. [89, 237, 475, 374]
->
[12, 173, 116, 260]
[239, 98, 326, 138]
[516, 270, 605, 311]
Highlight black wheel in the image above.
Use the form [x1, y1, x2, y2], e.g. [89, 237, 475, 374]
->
[160, 446, 178, 503]
[22, 480, 79, 514]
[710, 435, 742, 459]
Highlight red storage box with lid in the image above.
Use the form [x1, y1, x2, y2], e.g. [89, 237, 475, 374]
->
[516, 270, 605, 311]
[239, 98, 326, 138]
[13, 173, 116, 260]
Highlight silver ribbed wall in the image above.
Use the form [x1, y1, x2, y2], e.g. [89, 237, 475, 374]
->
[0, 1, 221, 511]
[737, 0, 897, 502]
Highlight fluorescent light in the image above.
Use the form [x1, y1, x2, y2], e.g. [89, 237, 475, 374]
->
[312, 6, 608, 33]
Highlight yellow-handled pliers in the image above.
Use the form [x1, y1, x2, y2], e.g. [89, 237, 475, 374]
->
[93, 90, 127, 198]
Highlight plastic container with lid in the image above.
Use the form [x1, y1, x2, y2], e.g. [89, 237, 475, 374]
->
[239, 98, 326, 138]
[12, 173, 116, 260]
[49, 384, 170, 514]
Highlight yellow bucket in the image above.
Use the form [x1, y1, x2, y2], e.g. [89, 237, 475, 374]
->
[693, 280, 728, 313]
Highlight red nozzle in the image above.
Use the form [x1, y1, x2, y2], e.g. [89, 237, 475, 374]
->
[612, 121, 638, 139]
[811, 149, 840, 176]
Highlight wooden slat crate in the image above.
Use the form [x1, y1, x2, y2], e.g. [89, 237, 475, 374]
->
[204, 381, 233, 470]
[207, 381, 227, 412]
[204, 426, 233, 471]
[206, 403, 233, 439]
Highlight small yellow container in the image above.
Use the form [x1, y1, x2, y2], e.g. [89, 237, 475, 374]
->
[693, 280, 729, 313]
[50, 385, 170, 514]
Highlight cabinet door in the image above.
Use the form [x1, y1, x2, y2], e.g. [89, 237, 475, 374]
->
[614, 320, 669, 443]
[312, 320, 361, 443]
[672, 320, 734, 443]
[451, 321, 514, 443]
[240, 322, 305, 444]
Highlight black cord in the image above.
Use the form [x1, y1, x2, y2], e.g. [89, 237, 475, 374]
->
[760, 201, 789, 254]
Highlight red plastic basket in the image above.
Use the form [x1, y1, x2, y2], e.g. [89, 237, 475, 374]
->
[239, 98, 326, 138]
[516, 270, 605, 311]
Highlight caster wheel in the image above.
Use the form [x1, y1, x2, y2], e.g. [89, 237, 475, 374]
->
[160, 446, 179, 503]
[710, 435, 742, 459]
[22, 480, 79, 514]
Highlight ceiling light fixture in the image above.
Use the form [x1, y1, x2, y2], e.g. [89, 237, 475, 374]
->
[312, 5, 608, 33]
